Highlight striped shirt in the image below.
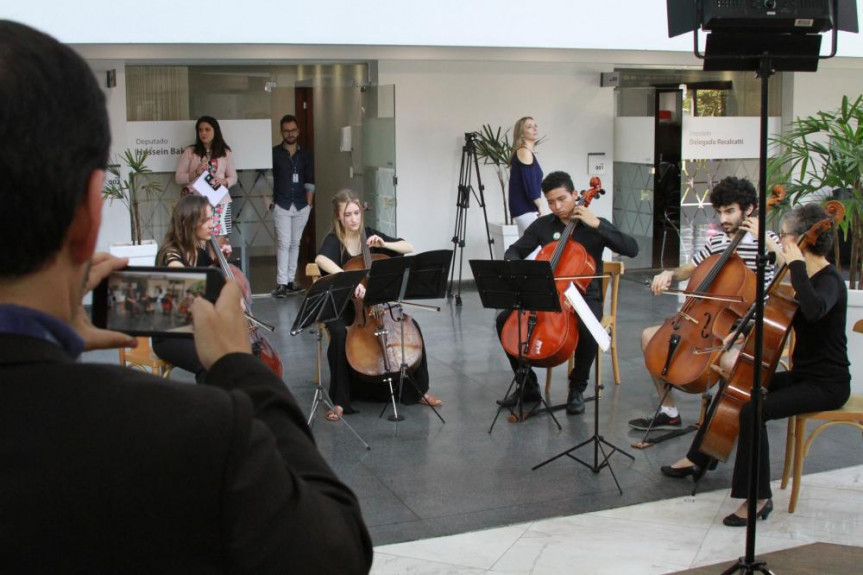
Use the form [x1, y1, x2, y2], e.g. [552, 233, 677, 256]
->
[692, 230, 780, 286]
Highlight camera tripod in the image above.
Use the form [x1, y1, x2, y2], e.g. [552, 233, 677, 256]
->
[447, 132, 494, 306]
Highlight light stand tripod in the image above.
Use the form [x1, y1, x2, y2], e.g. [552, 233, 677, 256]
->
[290, 269, 370, 450]
[469, 259, 563, 433]
[364, 250, 453, 424]
[448, 132, 494, 306]
[532, 350, 634, 495]
[665, 1, 856, 570]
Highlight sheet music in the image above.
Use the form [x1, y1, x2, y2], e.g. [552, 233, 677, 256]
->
[192, 172, 229, 206]
[564, 282, 610, 352]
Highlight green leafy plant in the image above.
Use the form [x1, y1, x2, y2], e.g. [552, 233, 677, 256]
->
[768, 94, 863, 287]
[473, 125, 515, 225]
[103, 149, 163, 245]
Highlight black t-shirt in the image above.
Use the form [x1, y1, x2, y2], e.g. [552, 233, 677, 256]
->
[157, 245, 214, 268]
[787, 261, 850, 382]
[317, 227, 401, 272]
[504, 214, 638, 301]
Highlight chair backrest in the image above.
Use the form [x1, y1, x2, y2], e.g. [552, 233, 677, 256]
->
[601, 260, 624, 316]
[306, 262, 321, 283]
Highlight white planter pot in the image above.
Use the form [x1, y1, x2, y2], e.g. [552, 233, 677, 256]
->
[109, 239, 159, 267]
[845, 283, 863, 395]
[489, 222, 518, 260]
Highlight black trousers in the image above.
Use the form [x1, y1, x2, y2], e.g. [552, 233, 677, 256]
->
[326, 317, 430, 412]
[494, 297, 603, 394]
[688, 370, 850, 500]
[151, 336, 206, 383]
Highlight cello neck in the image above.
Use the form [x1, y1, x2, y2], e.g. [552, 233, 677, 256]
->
[209, 235, 234, 280]
[359, 227, 373, 269]
[548, 198, 585, 270]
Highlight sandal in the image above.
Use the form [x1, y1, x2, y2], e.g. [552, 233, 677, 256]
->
[325, 406, 344, 421]
[419, 393, 443, 407]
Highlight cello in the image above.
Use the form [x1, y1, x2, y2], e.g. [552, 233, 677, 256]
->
[499, 179, 605, 367]
[343, 227, 424, 380]
[208, 236, 283, 377]
[697, 201, 845, 462]
[641, 196, 789, 394]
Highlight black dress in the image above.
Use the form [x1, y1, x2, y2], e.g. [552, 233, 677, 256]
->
[317, 228, 431, 412]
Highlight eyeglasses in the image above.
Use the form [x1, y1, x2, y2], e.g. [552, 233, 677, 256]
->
[778, 232, 795, 239]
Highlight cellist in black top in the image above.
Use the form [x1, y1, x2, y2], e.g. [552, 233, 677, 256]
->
[662, 203, 850, 526]
[315, 189, 442, 421]
[496, 171, 639, 414]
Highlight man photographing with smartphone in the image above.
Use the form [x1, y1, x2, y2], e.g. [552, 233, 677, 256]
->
[0, 19, 372, 573]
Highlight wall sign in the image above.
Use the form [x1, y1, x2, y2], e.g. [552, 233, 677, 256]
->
[682, 116, 782, 160]
[125, 119, 273, 172]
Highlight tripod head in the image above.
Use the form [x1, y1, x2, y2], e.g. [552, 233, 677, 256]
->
[463, 131, 480, 151]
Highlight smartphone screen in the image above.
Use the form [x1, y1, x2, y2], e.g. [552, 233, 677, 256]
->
[92, 267, 225, 337]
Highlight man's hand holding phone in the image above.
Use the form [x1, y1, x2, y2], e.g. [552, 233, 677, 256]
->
[191, 280, 252, 369]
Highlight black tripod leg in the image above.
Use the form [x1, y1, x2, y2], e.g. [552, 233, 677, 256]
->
[488, 371, 523, 433]
[401, 367, 445, 424]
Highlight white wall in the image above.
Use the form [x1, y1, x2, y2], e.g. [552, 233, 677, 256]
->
[88, 60, 135, 251]
[379, 59, 615, 270]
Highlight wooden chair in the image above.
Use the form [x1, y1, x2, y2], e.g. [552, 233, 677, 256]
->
[780, 321, 861, 513]
[118, 337, 173, 378]
[544, 260, 625, 400]
[305, 263, 330, 384]
[780, 394, 863, 512]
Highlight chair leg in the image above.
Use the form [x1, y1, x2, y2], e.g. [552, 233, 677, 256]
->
[790, 416, 807, 513]
[610, 328, 621, 385]
[781, 415, 795, 489]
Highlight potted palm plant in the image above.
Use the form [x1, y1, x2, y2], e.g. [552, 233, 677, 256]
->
[474, 124, 518, 259]
[768, 94, 863, 392]
[103, 149, 163, 265]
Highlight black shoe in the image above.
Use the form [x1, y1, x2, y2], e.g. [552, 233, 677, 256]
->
[723, 499, 773, 527]
[271, 284, 288, 298]
[285, 282, 303, 293]
[660, 464, 695, 478]
[628, 412, 682, 431]
[566, 389, 585, 415]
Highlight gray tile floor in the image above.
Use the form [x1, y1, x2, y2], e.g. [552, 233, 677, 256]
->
[85, 270, 863, 546]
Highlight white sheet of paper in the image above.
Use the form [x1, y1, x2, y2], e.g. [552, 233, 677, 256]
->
[192, 172, 228, 206]
[564, 282, 610, 352]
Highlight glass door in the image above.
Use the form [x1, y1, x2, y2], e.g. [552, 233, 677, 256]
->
[360, 85, 396, 237]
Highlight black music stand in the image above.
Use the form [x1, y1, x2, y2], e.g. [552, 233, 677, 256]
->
[365, 250, 452, 423]
[469, 259, 563, 433]
[290, 269, 370, 450]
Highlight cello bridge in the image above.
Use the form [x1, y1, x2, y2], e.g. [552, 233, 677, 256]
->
[679, 312, 698, 325]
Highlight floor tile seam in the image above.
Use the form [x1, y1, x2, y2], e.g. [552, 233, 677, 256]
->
[526, 511, 714, 540]
[371, 550, 487, 572]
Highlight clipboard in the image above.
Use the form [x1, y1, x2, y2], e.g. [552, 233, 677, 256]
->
[192, 172, 229, 206]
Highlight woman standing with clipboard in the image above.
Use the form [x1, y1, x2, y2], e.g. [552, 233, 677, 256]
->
[175, 115, 237, 256]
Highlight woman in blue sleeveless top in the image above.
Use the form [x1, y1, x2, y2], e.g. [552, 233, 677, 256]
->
[508, 116, 544, 235]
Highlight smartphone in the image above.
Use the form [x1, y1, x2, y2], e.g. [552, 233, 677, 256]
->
[92, 266, 225, 337]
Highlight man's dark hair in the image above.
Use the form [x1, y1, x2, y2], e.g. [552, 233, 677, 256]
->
[280, 114, 298, 129]
[709, 176, 758, 213]
[541, 171, 575, 194]
[0, 20, 110, 278]
[783, 203, 834, 257]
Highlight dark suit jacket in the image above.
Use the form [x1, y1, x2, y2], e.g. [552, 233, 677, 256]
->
[0, 335, 372, 574]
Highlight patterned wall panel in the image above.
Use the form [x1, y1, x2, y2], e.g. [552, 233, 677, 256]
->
[679, 159, 760, 263]
[135, 169, 277, 261]
[613, 161, 654, 269]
